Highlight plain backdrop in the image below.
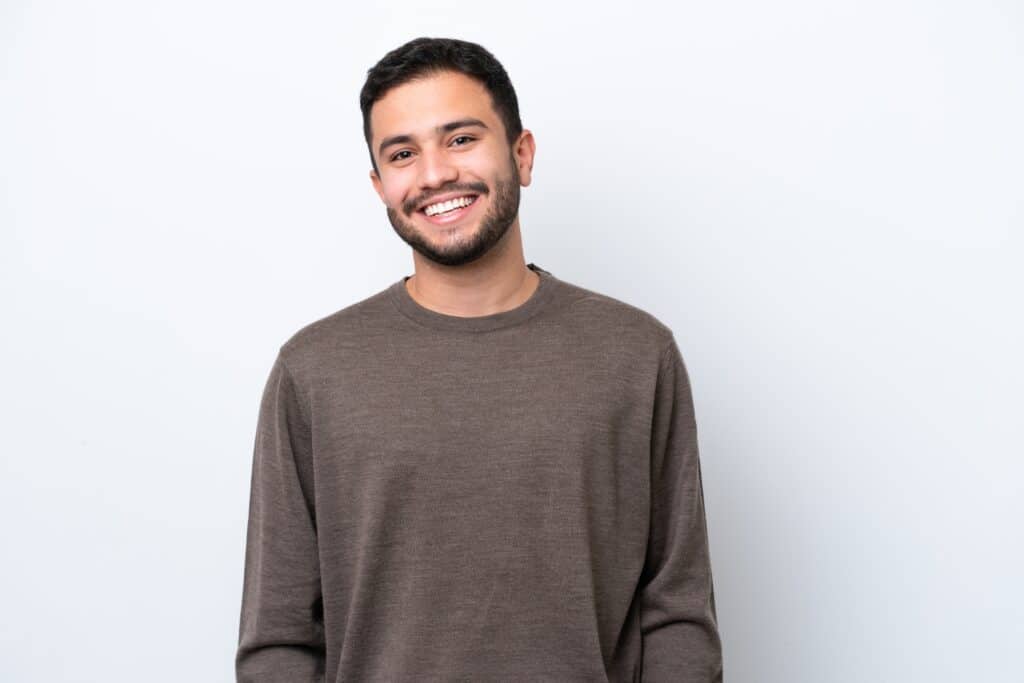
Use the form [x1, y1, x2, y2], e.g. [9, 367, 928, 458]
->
[2, 1, 1021, 681]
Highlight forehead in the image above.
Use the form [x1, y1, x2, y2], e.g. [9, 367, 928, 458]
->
[370, 70, 500, 143]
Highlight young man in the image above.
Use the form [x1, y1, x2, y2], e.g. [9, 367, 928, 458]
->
[236, 37, 723, 682]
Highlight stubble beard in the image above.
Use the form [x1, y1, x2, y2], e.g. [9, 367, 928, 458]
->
[386, 157, 521, 268]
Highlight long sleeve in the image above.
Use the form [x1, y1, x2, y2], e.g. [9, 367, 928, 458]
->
[639, 338, 723, 682]
[236, 352, 326, 682]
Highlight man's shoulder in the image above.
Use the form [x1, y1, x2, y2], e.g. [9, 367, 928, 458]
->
[269, 270, 681, 372]
[553, 275, 676, 352]
[274, 282, 394, 372]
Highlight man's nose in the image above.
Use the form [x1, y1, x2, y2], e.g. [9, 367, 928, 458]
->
[417, 146, 458, 189]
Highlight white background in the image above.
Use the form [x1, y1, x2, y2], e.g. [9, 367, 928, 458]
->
[2, 1, 1021, 681]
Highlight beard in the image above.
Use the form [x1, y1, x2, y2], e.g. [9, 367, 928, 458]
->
[385, 156, 521, 267]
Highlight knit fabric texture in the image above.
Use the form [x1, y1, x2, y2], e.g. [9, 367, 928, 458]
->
[236, 263, 723, 682]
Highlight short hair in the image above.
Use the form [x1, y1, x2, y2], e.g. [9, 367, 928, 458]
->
[360, 37, 523, 175]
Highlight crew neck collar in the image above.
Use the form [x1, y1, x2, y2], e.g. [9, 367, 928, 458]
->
[388, 263, 557, 333]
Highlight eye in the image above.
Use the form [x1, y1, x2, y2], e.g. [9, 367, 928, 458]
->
[451, 135, 475, 146]
[390, 150, 412, 162]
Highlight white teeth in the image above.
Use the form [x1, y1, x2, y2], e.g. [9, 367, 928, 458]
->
[424, 195, 475, 216]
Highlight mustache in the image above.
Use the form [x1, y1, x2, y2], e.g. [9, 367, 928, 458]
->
[406, 182, 489, 214]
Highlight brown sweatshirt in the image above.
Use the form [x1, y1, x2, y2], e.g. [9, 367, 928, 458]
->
[236, 263, 723, 682]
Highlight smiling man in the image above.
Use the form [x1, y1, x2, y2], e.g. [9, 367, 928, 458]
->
[236, 37, 723, 682]
[370, 62, 538, 312]
[373, 83, 524, 270]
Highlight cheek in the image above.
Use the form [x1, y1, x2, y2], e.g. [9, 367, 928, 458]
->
[378, 177, 412, 209]
[466, 149, 502, 177]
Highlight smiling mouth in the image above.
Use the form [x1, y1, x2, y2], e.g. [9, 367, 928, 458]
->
[418, 194, 480, 224]
[419, 194, 479, 217]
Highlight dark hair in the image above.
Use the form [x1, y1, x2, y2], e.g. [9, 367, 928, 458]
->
[360, 37, 523, 175]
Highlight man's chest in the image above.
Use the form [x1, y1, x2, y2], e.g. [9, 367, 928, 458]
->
[305, 341, 655, 551]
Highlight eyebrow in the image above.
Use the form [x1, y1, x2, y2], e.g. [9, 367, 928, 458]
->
[378, 118, 490, 158]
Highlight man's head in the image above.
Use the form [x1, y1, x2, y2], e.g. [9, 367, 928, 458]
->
[360, 37, 535, 267]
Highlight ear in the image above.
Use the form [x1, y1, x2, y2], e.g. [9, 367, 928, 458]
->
[513, 129, 536, 187]
[369, 169, 387, 204]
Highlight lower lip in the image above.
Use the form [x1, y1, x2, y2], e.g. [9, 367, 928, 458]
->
[420, 197, 480, 226]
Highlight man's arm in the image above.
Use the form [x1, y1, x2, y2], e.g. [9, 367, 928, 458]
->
[236, 352, 326, 682]
[640, 337, 723, 682]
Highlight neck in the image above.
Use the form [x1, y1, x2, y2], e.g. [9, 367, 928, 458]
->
[405, 222, 539, 317]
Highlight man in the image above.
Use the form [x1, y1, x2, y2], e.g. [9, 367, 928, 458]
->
[236, 37, 723, 682]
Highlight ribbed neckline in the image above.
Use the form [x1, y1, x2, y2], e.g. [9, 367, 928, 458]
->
[388, 263, 557, 333]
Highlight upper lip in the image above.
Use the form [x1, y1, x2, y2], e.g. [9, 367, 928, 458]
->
[418, 192, 479, 212]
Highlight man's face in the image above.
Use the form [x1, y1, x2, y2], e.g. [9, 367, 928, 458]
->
[369, 70, 533, 267]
